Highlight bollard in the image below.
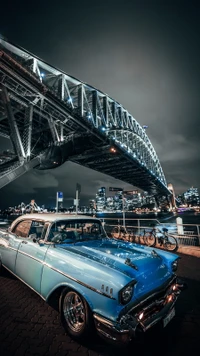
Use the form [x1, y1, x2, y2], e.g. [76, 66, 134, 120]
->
[137, 219, 140, 235]
[176, 217, 184, 235]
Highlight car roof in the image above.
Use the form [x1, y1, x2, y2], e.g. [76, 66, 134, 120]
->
[11, 213, 99, 225]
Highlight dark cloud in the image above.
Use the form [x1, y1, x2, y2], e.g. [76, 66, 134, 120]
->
[1, 0, 200, 207]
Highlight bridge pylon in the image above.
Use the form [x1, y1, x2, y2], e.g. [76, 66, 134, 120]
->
[167, 183, 177, 210]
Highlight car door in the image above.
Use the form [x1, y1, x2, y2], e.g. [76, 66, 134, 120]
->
[14, 219, 50, 294]
[0, 226, 26, 273]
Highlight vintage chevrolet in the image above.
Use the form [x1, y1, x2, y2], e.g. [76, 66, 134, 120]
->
[0, 213, 185, 344]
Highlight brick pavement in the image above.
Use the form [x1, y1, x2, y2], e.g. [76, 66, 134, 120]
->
[178, 245, 200, 258]
[0, 254, 200, 356]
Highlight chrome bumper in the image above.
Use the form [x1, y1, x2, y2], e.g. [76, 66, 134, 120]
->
[93, 279, 186, 343]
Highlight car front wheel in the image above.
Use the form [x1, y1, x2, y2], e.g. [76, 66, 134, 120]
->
[60, 289, 93, 340]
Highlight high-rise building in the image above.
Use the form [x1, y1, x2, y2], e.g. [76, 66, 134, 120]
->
[89, 199, 96, 212]
[96, 187, 106, 211]
[141, 191, 155, 207]
[184, 187, 200, 206]
[113, 190, 123, 210]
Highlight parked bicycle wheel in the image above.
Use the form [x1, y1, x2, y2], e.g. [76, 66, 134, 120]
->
[125, 229, 136, 243]
[133, 234, 141, 244]
[112, 226, 120, 238]
[143, 229, 156, 247]
[136, 230, 146, 245]
[164, 234, 178, 252]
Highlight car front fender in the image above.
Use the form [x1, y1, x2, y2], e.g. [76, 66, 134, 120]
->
[46, 281, 95, 312]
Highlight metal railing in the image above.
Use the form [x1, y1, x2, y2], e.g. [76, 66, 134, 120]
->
[100, 217, 200, 247]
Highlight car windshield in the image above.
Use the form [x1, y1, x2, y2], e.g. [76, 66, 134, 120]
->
[48, 219, 107, 244]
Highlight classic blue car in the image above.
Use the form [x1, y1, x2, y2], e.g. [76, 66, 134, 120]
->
[0, 214, 184, 344]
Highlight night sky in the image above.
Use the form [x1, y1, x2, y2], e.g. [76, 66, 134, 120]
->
[0, 0, 200, 208]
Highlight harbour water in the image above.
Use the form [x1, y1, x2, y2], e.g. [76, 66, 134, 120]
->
[1, 211, 199, 225]
[96, 211, 200, 224]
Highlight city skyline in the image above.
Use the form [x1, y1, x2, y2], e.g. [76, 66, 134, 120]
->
[0, 179, 198, 210]
[0, 0, 200, 208]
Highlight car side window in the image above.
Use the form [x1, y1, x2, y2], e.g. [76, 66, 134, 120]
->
[47, 220, 106, 243]
[29, 221, 45, 239]
[12, 220, 32, 238]
[48, 223, 57, 241]
[41, 223, 49, 240]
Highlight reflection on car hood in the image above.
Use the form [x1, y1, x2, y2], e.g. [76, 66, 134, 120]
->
[60, 238, 171, 288]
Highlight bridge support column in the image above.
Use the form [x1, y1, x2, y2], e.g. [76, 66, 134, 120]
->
[92, 91, 97, 126]
[111, 102, 116, 125]
[103, 96, 108, 126]
[154, 196, 160, 209]
[78, 84, 84, 117]
[23, 105, 33, 160]
[48, 116, 60, 143]
[1, 84, 25, 161]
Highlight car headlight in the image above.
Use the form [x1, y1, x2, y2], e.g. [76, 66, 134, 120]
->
[171, 259, 178, 272]
[119, 282, 135, 305]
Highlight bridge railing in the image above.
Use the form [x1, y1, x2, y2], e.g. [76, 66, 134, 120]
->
[100, 217, 200, 246]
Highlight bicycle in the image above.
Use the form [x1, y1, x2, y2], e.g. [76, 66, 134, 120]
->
[142, 227, 157, 247]
[112, 225, 128, 240]
[111, 225, 137, 243]
[143, 226, 178, 252]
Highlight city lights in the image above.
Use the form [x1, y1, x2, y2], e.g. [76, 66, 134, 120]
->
[110, 147, 116, 153]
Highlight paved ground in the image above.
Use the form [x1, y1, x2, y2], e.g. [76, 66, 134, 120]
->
[0, 252, 200, 356]
[178, 245, 200, 257]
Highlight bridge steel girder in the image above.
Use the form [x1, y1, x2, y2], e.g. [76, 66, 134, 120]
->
[0, 38, 171, 197]
[0, 84, 26, 160]
[0, 156, 40, 189]
[23, 104, 33, 159]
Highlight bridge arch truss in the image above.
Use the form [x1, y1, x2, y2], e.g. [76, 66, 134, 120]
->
[0, 38, 170, 197]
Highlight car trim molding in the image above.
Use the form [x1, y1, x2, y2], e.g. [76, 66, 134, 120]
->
[44, 262, 116, 300]
[1, 248, 116, 301]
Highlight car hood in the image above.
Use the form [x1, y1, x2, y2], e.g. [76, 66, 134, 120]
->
[60, 238, 172, 295]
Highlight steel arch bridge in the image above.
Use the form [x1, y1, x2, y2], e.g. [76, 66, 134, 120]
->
[0, 38, 171, 198]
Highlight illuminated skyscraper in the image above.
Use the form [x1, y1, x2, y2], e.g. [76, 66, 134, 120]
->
[96, 187, 106, 211]
[184, 187, 199, 206]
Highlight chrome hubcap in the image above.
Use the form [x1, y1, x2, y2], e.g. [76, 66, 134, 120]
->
[63, 291, 85, 332]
